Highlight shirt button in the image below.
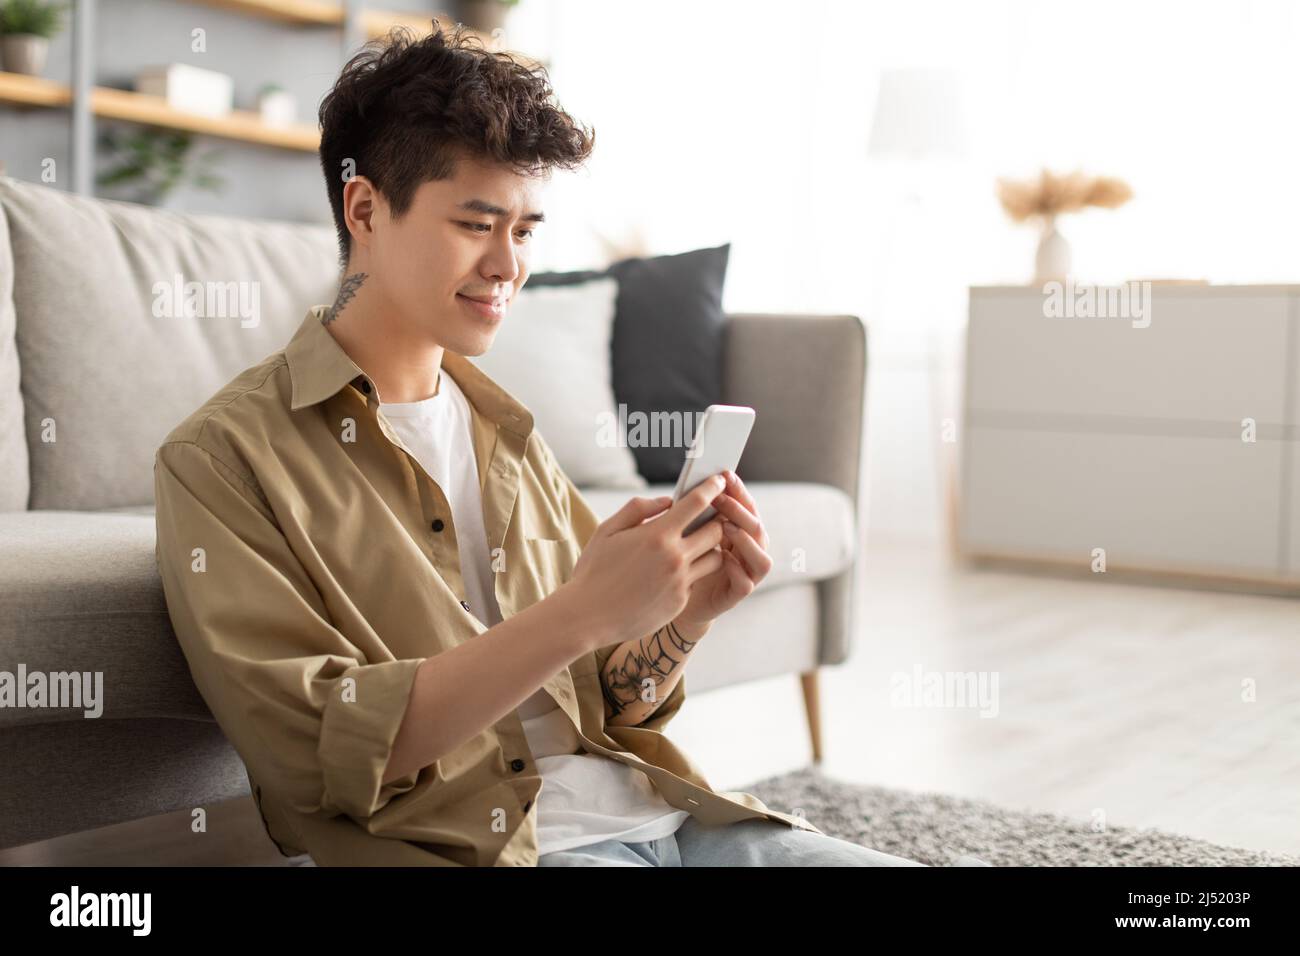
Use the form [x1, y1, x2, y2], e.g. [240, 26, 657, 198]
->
[431, 518, 444, 532]
[510, 758, 526, 772]
[461, 600, 470, 611]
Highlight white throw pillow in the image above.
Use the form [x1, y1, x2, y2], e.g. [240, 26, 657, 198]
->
[468, 278, 647, 490]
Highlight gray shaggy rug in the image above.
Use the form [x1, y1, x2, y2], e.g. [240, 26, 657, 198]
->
[739, 766, 1299, 867]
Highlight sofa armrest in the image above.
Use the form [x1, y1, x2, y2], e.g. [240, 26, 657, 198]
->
[720, 313, 869, 668]
[721, 313, 868, 502]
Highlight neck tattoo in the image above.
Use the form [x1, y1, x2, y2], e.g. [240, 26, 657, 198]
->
[323, 272, 367, 324]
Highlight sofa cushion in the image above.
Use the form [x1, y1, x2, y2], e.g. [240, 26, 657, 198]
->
[0, 176, 338, 510]
[579, 480, 856, 590]
[0, 189, 27, 511]
[469, 278, 646, 490]
[0, 510, 212, 728]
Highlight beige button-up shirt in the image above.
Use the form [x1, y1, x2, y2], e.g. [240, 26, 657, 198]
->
[153, 305, 823, 867]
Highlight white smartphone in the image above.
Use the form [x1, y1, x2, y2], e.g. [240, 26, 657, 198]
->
[671, 404, 756, 536]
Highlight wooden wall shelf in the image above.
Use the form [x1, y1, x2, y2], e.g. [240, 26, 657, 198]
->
[0, 3, 529, 178]
[195, 0, 344, 25]
[0, 71, 320, 151]
[191, 1, 493, 42]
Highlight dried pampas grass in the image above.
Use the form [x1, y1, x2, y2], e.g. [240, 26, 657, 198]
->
[996, 169, 1133, 223]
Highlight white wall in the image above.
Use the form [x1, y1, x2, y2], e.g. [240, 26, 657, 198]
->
[508, 0, 1300, 543]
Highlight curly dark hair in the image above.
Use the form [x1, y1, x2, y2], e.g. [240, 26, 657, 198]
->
[317, 22, 595, 270]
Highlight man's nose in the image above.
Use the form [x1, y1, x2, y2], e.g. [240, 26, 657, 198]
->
[481, 234, 521, 283]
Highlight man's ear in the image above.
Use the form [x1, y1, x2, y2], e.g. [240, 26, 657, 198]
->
[342, 175, 380, 252]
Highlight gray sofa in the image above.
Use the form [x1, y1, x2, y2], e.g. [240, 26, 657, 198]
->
[0, 175, 869, 854]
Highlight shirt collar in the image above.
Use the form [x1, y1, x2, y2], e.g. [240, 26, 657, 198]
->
[284, 305, 534, 439]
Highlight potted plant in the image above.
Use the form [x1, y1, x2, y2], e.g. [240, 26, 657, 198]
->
[95, 125, 225, 208]
[458, 0, 519, 35]
[996, 169, 1133, 282]
[0, 0, 67, 77]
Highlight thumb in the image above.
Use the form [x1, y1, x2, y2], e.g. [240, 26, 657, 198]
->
[603, 495, 674, 533]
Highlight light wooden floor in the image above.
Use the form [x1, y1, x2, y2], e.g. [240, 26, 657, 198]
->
[677, 540, 1300, 857]
[4, 539, 1297, 864]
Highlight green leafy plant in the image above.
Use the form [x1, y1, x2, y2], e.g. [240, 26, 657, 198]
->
[0, 0, 68, 38]
[95, 126, 225, 206]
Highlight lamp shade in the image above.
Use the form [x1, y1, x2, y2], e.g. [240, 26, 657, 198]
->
[867, 69, 967, 159]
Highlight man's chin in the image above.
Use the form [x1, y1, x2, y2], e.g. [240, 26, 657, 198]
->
[451, 327, 499, 358]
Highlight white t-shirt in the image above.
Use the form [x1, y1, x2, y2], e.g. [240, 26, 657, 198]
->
[378, 367, 690, 855]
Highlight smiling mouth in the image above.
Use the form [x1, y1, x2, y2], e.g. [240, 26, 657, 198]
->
[457, 294, 508, 319]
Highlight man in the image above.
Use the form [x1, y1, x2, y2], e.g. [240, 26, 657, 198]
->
[153, 23, 926, 867]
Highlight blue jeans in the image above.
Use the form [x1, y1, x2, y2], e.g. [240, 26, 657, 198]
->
[537, 816, 993, 866]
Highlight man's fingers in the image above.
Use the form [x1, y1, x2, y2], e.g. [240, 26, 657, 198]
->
[722, 470, 760, 516]
[687, 546, 725, 583]
[663, 474, 727, 534]
[712, 492, 760, 538]
[637, 497, 677, 525]
[601, 495, 674, 535]
[723, 524, 771, 579]
[682, 515, 725, 561]
[723, 548, 755, 594]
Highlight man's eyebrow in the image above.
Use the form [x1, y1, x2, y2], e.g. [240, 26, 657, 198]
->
[458, 198, 545, 223]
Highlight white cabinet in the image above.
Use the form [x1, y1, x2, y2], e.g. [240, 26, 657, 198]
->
[961, 285, 1300, 589]
[967, 286, 1293, 425]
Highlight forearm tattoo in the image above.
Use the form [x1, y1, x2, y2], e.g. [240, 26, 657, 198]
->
[322, 272, 367, 324]
[601, 621, 697, 719]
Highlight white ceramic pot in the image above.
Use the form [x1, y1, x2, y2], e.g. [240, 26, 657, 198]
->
[1, 34, 50, 76]
[258, 89, 298, 127]
[1034, 216, 1072, 282]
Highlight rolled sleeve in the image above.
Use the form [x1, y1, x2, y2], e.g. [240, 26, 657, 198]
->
[317, 657, 427, 820]
[154, 439, 426, 821]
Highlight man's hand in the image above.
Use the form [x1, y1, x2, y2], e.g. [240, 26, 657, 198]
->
[566, 474, 728, 651]
[674, 469, 771, 631]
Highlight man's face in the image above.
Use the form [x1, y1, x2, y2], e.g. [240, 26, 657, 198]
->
[363, 153, 546, 355]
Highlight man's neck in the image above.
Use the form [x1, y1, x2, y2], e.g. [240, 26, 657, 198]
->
[322, 269, 445, 404]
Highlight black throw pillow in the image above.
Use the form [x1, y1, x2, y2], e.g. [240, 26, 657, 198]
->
[527, 243, 731, 482]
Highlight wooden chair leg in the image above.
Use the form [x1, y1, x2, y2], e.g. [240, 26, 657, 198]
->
[799, 669, 823, 764]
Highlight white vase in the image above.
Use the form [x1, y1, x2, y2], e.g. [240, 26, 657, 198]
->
[1, 34, 50, 76]
[258, 89, 298, 127]
[1034, 217, 1071, 282]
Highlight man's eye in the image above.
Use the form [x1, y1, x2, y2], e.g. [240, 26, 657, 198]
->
[459, 221, 533, 240]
